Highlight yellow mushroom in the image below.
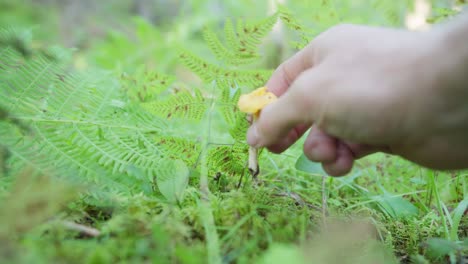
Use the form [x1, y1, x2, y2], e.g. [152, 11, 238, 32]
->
[237, 87, 277, 118]
[237, 87, 277, 181]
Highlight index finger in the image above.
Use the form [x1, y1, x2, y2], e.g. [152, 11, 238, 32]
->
[266, 44, 315, 96]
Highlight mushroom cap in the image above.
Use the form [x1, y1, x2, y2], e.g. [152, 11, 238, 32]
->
[237, 87, 278, 115]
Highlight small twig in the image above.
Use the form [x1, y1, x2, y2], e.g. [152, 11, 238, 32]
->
[62, 221, 101, 237]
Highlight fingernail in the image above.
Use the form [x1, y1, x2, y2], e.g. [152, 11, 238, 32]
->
[247, 124, 260, 147]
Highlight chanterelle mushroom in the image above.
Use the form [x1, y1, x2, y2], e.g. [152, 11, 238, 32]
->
[237, 87, 277, 180]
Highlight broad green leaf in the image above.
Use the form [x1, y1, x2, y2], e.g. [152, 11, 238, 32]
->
[371, 194, 418, 219]
[450, 198, 468, 241]
[424, 238, 459, 259]
[156, 159, 189, 203]
[295, 153, 326, 175]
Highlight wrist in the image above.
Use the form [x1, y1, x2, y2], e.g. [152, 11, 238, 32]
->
[427, 14, 468, 100]
[422, 14, 468, 139]
[432, 14, 468, 94]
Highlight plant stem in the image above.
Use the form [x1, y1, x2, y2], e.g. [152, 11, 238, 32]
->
[198, 81, 221, 264]
[427, 170, 449, 239]
[322, 175, 328, 229]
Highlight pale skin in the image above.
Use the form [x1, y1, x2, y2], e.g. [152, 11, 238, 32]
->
[247, 15, 468, 176]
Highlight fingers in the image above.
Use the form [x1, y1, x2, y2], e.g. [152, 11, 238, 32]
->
[322, 142, 354, 176]
[247, 40, 318, 148]
[266, 44, 315, 96]
[302, 127, 352, 177]
[320, 142, 393, 176]
[267, 123, 311, 153]
[303, 127, 393, 176]
[344, 142, 392, 159]
[303, 125, 337, 162]
[247, 67, 328, 148]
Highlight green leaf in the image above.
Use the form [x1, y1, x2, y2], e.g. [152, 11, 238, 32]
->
[295, 153, 326, 175]
[156, 159, 189, 204]
[424, 238, 459, 259]
[450, 198, 468, 241]
[371, 193, 418, 219]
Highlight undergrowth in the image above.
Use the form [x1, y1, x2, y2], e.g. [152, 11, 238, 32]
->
[0, 1, 467, 263]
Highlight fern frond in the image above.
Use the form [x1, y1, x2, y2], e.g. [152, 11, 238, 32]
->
[203, 13, 279, 65]
[179, 50, 271, 87]
[141, 89, 207, 120]
[154, 136, 200, 166]
[203, 27, 258, 66]
[278, 5, 312, 49]
[228, 113, 249, 142]
[217, 80, 241, 125]
[232, 69, 272, 88]
[224, 19, 238, 51]
[121, 70, 175, 102]
[0, 43, 185, 193]
[178, 49, 221, 81]
[207, 142, 248, 177]
[235, 14, 278, 56]
[0, 121, 130, 191]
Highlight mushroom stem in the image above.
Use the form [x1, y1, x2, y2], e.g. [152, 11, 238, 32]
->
[247, 114, 260, 180]
[248, 146, 259, 179]
[238, 86, 278, 183]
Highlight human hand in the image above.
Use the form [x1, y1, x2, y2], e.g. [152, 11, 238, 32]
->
[247, 23, 468, 176]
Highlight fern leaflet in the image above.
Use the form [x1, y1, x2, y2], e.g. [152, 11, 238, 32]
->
[142, 89, 207, 121]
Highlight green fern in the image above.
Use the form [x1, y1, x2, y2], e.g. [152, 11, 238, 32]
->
[278, 5, 313, 49]
[201, 14, 279, 66]
[178, 12, 278, 88]
[202, 27, 258, 66]
[217, 80, 241, 126]
[228, 113, 250, 142]
[0, 42, 193, 193]
[142, 89, 207, 121]
[121, 69, 175, 102]
[0, 9, 304, 197]
[233, 14, 278, 57]
[207, 142, 248, 178]
[154, 136, 200, 166]
[178, 50, 271, 87]
[174, 13, 282, 182]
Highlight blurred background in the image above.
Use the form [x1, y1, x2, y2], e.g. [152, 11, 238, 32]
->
[1, 0, 457, 77]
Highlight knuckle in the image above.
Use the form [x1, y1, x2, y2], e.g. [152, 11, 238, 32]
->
[278, 62, 295, 88]
[329, 23, 356, 33]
